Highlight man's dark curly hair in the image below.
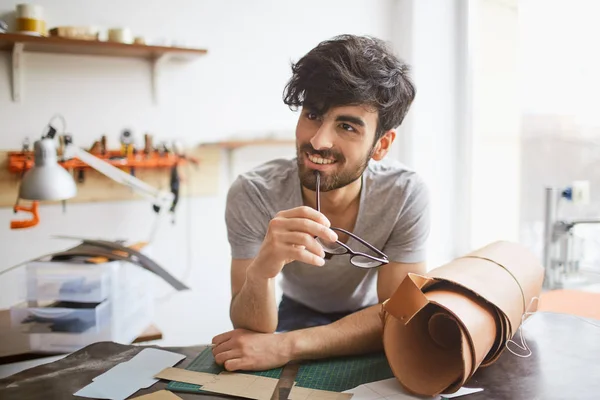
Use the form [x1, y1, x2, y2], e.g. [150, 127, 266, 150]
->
[283, 34, 416, 141]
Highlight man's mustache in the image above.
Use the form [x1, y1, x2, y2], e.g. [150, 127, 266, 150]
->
[299, 144, 343, 162]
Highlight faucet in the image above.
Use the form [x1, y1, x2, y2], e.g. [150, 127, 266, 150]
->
[542, 182, 600, 289]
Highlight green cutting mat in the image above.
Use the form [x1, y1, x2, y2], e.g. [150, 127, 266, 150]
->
[167, 347, 394, 393]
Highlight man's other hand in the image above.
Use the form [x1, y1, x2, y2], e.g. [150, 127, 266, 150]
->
[211, 329, 294, 371]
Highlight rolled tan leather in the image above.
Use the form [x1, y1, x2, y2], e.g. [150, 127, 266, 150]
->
[382, 241, 544, 396]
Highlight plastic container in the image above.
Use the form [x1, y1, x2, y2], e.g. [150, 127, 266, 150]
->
[7, 246, 157, 353]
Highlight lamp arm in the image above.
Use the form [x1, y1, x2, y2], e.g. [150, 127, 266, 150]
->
[64, 144, 175, 209]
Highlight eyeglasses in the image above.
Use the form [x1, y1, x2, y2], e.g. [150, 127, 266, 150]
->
[314, 172, 389, 268]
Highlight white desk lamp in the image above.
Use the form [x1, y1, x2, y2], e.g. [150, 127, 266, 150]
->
[13, 130, 174, 244]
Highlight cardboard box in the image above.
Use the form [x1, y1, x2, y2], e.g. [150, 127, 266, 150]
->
[0, 309, 32, 357]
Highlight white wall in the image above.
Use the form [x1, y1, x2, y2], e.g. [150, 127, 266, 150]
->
[391, 0, 464, 267]
[468, 0, 520, 250]
[0, 0, 395, 345]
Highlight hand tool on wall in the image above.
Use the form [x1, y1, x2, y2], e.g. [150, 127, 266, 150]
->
[20, 137, 30, 180]
[22, 137, 30, 152]
[157, 141, 169, 157]
[169, 163, 180, 223]
[88, 134, 106, 155]
[88, 141, 102, 154]
[120, 129, 135, 176]
[59, 135, 74, 211]
[11, 201, 40, 229]
[144, 133, 153, 157]
[168, 141, 185, 222]
[120, 130, 134, 155]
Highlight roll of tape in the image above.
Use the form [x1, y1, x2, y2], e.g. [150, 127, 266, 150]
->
[16, 4, 45, 35]
[108, 28, 133, 44]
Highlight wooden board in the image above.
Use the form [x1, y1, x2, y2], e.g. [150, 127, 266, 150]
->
[0, 33, 207, 60]
[200, 139, 295, 150]
[0, 146, 221, 208]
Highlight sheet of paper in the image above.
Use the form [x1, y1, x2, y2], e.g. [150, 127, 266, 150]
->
[131, 390, 183, 399]
[343, 378, 433, 400]
[290, 386, 353, 400]
[441, 387, 484, 398]
[343, 378, 483, 400]
[154, 367, 216, 385]
[74, 348, 186, 400]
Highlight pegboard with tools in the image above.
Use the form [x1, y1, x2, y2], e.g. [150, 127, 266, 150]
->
[1, 130, 222, 208]
[167, 347, 395, 394]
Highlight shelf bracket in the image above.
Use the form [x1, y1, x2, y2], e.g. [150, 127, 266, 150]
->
[12, 43, 24, 103]
[151, 53, 174, 106]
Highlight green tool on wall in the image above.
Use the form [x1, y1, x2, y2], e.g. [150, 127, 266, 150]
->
[167, 347, 395, 394]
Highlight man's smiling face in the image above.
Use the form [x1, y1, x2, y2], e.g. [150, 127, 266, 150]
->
[295, 104, 379, 192]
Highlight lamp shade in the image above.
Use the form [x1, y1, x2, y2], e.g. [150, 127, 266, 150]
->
[18, 138, 77, 201]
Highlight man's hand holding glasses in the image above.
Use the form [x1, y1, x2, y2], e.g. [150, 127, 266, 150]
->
[247, 206, 339, 280]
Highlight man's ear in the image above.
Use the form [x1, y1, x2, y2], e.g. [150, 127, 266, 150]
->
[371, 129, 396, 161]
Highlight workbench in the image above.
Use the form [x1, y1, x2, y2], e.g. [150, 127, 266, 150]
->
[0, 312, 598, 400]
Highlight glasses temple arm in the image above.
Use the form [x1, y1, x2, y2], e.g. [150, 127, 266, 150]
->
[315, 171, 320, 212]
[330, 227, 388, 259]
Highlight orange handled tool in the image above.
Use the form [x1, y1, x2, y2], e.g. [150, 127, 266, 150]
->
[11, 201, 40, 229]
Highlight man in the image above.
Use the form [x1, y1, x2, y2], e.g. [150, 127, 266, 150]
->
[212, 34, 430, 372]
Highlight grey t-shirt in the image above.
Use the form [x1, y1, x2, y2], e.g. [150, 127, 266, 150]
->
[225, 157, 430, 313]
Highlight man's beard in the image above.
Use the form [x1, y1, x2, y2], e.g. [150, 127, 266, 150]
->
[296, 143, 372, 192]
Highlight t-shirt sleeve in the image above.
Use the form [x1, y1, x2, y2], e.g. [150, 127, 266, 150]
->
[382, 176, 431, 263]
[225, 176, 270, 259]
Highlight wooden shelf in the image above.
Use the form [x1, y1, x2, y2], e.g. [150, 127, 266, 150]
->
[0, 33, 208, 104]
[0, 33, 207, 59]
[201, 138, 295, 150]
[201, 138, 296, 181]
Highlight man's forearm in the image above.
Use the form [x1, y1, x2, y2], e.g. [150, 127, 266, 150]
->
[230, 267, 278, 333]
[285, 304, 384, 360]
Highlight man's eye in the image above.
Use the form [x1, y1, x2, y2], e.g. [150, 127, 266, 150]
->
[340, 123, 355, 132]
[306, 111, 318, 120]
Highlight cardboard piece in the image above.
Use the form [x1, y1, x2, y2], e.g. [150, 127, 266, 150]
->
[156, 368, 352, 400]
[131, 390, 183, 399]
[0, 309, 33, 357]
[200, 372, 279, 400]
[155, 367, 215, 385]
[382, 241, 544, 397]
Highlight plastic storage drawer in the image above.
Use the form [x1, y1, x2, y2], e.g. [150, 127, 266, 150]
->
[26, 261, 115, 303]
[10, 300, 111, 334]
